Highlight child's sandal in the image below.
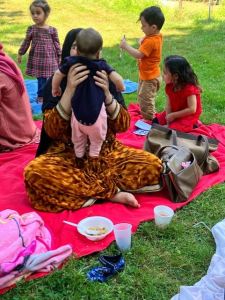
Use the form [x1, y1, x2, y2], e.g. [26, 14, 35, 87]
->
[98, 253, 125, 272]
[86, 266, 115, 283]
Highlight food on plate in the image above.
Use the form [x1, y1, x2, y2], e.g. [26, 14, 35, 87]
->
[86, 226, 108, 236]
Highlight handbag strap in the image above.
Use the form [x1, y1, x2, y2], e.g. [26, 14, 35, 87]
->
[167, 129, 178, 145]
[158, 145, 179, 158]
[195, 135, 209, 167]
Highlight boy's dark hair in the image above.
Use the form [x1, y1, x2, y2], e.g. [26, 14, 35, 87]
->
[139, 6, 165, 30]
[76, 28, 103, 57]
[164, 55, 200, 88]
[30, 0, 51, 16]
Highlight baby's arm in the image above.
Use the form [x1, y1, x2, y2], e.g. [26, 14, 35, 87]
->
[166, 95, 197, 123]
[109, 71, 125, 92]
[120, 36, 144, 59]
[52, 69, 65, 97]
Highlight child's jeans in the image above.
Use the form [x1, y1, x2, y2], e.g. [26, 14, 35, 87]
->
[37, 77, 48, 98]
[137, 76, 161, 120]
[71, 103, 107, 158]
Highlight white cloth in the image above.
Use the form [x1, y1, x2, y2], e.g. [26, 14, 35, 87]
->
[171, 219, 225, 300]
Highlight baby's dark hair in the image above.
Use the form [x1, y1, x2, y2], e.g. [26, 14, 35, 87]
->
[76, 28, 103, 57]
[30, 0, 51, 16]
[139, 6, 165, 30]
[164, 55, 200, 88]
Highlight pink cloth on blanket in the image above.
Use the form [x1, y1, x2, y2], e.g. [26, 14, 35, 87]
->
[0, 209, 72, 289]
[1, 240, 37, 274]
[25, 245, 73, 272]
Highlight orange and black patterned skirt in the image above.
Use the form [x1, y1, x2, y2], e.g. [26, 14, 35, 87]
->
[24, 138, 162, 212]
[24, 107, 163, 212]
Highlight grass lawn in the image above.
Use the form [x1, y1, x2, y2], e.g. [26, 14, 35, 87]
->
[1, 0, 225, 299]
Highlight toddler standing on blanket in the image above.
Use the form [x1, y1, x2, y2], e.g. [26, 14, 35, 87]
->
[120, 6, 165, 121]
[18, 0, 61, 103]
[52, 28, 125, 167]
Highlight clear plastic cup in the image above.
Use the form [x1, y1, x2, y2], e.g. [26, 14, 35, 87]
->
[114, 223, 132, 251]
[154, 205, 174, 229]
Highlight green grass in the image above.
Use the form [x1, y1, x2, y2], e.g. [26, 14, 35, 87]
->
[1, 1, 225, 299]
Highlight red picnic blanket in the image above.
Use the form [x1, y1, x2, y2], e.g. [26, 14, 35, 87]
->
[0, 105, 225, 259]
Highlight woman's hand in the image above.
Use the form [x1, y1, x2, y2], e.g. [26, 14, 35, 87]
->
[59, 64, 89, 116]
[94, 70, 120, 118]
[66, 63, 90, 92]
[93, 70, 111, 98]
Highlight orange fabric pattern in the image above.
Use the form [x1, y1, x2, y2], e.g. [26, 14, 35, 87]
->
[24, 105, 162, 212]
[138, 34, 163, 80]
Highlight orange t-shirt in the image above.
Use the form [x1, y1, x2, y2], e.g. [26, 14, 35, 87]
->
[138, 33, 163, 80]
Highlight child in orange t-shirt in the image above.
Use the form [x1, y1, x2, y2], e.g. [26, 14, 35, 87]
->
[120, 6, 165, 120]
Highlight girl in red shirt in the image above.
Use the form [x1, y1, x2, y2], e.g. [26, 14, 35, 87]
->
[154, 55, 202, 132]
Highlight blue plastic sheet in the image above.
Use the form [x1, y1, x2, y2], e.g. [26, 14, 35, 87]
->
[24, 79, 42, 115]
[24, 78, 138, 115]
[122, 79, 138, 94]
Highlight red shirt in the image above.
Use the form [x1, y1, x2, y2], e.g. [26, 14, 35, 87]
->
[166, 83, 202, 119]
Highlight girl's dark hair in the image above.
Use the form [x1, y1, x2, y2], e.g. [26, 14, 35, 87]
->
[164, 55, 200, 88]
[30, 0, 51, 16]
[61, 28, 83, 63]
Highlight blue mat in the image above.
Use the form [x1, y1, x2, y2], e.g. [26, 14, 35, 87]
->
[25, 78, 138, 115]
[24, 79, 42, 115]
[122, 79, 138, 94]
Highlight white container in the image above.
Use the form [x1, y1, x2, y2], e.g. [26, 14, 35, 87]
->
[77, 216, 114, 241]
[114, 223, 132, 251]
[154, 205, 174, 228]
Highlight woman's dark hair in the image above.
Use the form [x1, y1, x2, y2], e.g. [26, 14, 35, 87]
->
[30, 0, 51, 16]
[61, 28, 83, 63]
[164, 55, 200, 88]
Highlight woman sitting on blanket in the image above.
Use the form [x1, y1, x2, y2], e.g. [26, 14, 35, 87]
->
[0, 43, 39, 152]
[24, 28, 163, 212]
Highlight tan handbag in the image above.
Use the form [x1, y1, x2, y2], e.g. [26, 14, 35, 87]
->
[144, 124, 219, 174]
[159, 146, 203, 202]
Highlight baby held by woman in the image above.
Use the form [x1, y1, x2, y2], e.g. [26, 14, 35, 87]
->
[52, 28, 124, 167]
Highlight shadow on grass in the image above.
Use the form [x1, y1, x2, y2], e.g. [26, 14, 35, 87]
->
[1, 3, 225, 123]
